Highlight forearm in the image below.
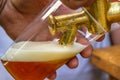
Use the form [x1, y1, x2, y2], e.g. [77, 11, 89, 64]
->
[0, 0, 6, 14]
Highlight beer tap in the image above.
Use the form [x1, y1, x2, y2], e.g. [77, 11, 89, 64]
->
[48, 0, 120, 45]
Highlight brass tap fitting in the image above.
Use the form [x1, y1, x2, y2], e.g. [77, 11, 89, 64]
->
[48, 0, 120, 45]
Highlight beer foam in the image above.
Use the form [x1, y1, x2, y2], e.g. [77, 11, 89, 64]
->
[1, 41, 87, 62]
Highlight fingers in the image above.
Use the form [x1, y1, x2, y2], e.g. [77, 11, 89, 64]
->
[89, 33, 105, 42]
[66, 45, 92, 68]
[47, 57, 79, 79]
[61, 0, 95, 9]
[66, 56, 79, 68]
[76, 32, 88, 45]
[47, 72, 57, 80]
[79, 26, 105, 42]
[76, 32, 93, 57]
[96, 34, 105, 42]
[80, 45, 93, 58]
[66, 32, 92, 68]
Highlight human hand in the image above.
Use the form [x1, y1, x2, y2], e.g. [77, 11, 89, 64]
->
[0, 0, 101, 80]
[61, 0, 95, 9]
[0, 0, 54, 40]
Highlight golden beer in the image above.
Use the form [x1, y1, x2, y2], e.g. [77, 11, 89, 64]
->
[1, 41, 86, 80]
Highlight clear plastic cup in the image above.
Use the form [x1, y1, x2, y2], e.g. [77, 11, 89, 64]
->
[0, 0, 106, 80]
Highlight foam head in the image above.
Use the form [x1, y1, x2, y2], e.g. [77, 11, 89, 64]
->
[1, 41, 87, 62]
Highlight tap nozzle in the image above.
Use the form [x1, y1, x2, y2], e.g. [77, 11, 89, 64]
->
[47, 0, 120, 45]
[48, 11, 90, 45]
